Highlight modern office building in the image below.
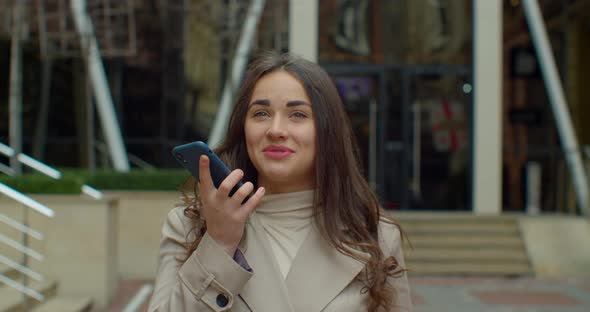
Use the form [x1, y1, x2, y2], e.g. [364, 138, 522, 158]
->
[1, 0, 589, 215]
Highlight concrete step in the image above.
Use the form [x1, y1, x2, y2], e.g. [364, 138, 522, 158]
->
[395, 217, 518, 226]
[394, 213, 517, 224]
[0, 278, 57, 312]
[31, 297, 93, 312]
[406, 249, 530, 263]
[402, 223, 519, 235]
[393, 213, 533, 276]
[405, 235, 524, 248]
[407, 262, 533, 276]
[1, 266, 20, 281]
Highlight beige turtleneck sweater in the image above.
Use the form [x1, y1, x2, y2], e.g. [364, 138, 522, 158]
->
[253, 189, 314, 279]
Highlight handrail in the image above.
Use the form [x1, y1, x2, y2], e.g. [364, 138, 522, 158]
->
[0, 275, 44, 302]
[0, 162, 15, 176]
[0, 141, 104, 200]
[0, 254, 43, 281]
[81, 184, 103, 200]
[0, 143, 53, 303]
[0, 233, 44, 261]
[0, 213, 43, 240]
[0, 183, 55, 218]
[0, 142, 15, 157]
[16, 154, 62, 179]
[0, 142, 107, 304]
[0, 142, 61, 179]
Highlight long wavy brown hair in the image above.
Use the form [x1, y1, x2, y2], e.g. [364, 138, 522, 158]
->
[182, 51, 406, 311]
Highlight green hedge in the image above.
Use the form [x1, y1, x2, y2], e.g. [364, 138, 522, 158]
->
[84, 169, 189, 191]
[0, 174, 83, 194]
[0, 169, 191, 194]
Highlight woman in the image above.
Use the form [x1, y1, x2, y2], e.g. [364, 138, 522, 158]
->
[148, 51, 412, 312]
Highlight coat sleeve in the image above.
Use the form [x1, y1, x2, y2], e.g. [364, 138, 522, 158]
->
[148, 207, 253, 311]
[382, 222, 413, 312]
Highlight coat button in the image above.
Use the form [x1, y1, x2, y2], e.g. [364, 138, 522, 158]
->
[216, 294, 229, 307]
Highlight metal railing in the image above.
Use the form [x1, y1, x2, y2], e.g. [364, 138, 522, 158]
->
[0, 142, 104, 200]
[0, 141, 104, 308]
[0, 182, 54, 305]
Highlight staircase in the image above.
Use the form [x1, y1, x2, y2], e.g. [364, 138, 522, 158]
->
[0, 266, 57, 312]
[0, 137, 101, 312]
[0, 182, 93, 312]
[394, 213, 534, 276]
[0, 264, 92, 312]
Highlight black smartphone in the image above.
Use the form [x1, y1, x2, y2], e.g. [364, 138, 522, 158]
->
[172, 141, 251, 201]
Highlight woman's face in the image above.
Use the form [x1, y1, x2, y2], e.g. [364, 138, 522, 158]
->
[244, 70, 316, 194]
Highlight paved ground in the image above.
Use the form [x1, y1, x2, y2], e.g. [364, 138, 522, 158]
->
[410, 276, 590, 312]
[106, 279, 151, 312]
[108, 277, 590, 311]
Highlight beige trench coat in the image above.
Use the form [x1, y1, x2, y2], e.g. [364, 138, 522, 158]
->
[148, 206, 412, 311]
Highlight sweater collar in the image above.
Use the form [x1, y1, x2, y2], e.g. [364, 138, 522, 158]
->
[255, 189, 314, 214]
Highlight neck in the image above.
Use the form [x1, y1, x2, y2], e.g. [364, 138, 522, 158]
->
[258, 177, 315, 195]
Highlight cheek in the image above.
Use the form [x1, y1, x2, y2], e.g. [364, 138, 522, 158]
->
[304, 125, 317, 148]
[244, 127, 254, 158]
[244, 134, 261, 171]
[244, 122, 257, 145]
[245, 121, 265, 139]
[244, 124, 263, 161]
[298, 127, 316, 159]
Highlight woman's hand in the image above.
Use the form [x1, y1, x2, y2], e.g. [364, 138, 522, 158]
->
[198, 155, 265, 256]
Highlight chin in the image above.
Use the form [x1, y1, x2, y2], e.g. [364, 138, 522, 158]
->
[263, 169, 293, 181]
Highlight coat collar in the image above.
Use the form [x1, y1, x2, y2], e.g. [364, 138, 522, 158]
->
[285, 225, 368, 312]
[240, 215, 368, 312]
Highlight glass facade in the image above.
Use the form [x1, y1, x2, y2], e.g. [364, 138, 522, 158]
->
[2, 0, 589, 213]
[319, 0, 474, 211]
[501, 0, 590, 214]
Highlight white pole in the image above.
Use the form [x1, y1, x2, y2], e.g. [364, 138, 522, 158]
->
[521, 0, 589, 214]
[8, 0, 25, 175]
[526, 161, 542, 215]
[70, 0, 130, 171]
[289, 0, 318, 62]
[473, 0, 503, 215]
[208, 0, 266, 148]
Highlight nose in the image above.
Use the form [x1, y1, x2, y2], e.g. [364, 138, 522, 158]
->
[266, 116, 287, 139]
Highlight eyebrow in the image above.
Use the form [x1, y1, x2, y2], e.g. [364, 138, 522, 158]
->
[249, 99, 311, 107]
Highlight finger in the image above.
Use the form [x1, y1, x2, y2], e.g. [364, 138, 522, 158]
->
[238, 187, 265, 218]
[217, 169, 244, 198]
[198, 155, 214, 191]
[230, 181, 254, 205]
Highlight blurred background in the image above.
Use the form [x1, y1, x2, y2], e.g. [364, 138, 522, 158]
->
[1, 0, 590, 311]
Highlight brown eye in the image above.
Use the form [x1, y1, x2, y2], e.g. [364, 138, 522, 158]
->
[291, 111, 307, 118]
[253, 110, 269, 118]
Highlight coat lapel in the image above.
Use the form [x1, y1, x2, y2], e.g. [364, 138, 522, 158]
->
[239, 216, 295, 312]
[285, 226, 369, 312]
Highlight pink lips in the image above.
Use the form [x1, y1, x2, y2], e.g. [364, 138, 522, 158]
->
[263, 145, 294, 160]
